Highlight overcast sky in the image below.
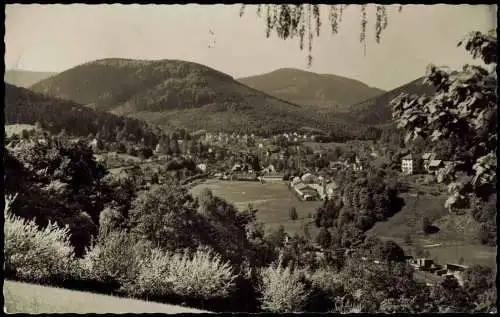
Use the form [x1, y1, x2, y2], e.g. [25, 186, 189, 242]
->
[5, 4, 496, 90]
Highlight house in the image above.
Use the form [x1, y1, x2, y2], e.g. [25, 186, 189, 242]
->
[197, 163, 207, 173]
[262, 164, 276, 174]
[446, 263, 468, 273]
[436, 269, 448, 276]
[301, 173, 316, 184]
[261, 174, 284, 182]
[401, 154, 423, 175]
[294, 183, 318, 201]
[309, 184, 325, 199]
[412, 258, 434, 270]
[291, 176, 302, 186]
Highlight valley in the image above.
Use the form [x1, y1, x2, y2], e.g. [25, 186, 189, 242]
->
[4, 3, 497, 314]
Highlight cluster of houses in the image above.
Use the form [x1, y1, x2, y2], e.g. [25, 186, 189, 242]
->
[329, 155, 366, 172]
[272, 132, 317, 143]
[356, 253, 468, 286]
[290, 173, 338, 201]
[200, 131, 257, 146]
[401, 152, 455, 175]
[404, 255, 468, 285]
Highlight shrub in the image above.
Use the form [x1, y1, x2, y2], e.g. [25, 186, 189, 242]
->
[78, 230, 145, 291]
[304, 268, 345, 312]
[98, 207, 124, 237]
[4, 207, 76, 283]
[259, 256, 310, 312]
[135, 246, 237, 300]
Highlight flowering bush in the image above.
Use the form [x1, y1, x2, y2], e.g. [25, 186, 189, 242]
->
[4, 198, 76, 282]
[135, 246, 237, 300]
[259, 256, 310, 312]
[78, 230, 143, 289]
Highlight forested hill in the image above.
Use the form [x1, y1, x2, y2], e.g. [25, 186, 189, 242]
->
[5, 83, 162, 147]
[28, 58, 376, 137]
[238, 68, 385, 110]
[344, 76, 437, 125]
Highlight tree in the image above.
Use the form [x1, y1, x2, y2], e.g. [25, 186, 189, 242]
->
[422, 216, 432, 235]
[316, 227, 332, 249]
[128, 184, 205, 251]
[21, 129, 30, 140]
[289, 206, 298, 221]
[392, 30, 497, 208]
[380, 240, 406, 263]
[266, 225, 287, 249]
[239, 4, 403, 65]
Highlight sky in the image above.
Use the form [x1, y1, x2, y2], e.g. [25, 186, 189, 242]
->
[4, 4, 496, 90]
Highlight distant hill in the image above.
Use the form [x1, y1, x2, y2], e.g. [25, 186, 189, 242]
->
[29, 58, 375, 137]
[344, 76, 437, 125]
[5, 83, 162, 147]
[238, 68, 385, 110]
[5, 70, 57, 88]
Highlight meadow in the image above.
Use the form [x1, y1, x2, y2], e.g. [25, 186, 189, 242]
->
[368, 189, 497, 269]
[190, 180, 322, 236]
[5, 124, 37, 137]
[3, 280, 209, 314]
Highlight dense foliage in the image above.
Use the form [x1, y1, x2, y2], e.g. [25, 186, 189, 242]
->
[314, 169, 404, 249]
[5, 83, 161, 148]
[4, 138, 116, 256]
[392, 29, 497, 243]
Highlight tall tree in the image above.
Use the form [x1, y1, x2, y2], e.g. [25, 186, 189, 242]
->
[392, 30, 497, 205]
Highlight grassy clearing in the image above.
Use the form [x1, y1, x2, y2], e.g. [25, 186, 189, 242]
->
[3, 280, 209, 314]
[368, 193, 449, 240]
[5, 124, 37, 137]
[191, 180, 322, 237]
[368, 179, 496, 269]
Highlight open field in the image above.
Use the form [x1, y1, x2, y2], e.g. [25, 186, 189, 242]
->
[375, 234, 496, 269]
[3, 280, 209, 314]
[191, 179, 322, 236]
[369, 189, 496, 269]
[5, 124, 37, 137]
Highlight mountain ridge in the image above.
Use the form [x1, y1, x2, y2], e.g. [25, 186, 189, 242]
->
[28, 58, 377, 137]
[237, 67, 386, 110]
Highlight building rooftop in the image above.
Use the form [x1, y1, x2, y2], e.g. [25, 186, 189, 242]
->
[428, 159, 443, 167]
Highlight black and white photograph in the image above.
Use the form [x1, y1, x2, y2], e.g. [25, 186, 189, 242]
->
[3, 3, 497, 313]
